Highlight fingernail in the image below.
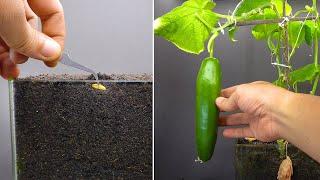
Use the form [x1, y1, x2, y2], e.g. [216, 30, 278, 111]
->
[41, 39, 60, 58]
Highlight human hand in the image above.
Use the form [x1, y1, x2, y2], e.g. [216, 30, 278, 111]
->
[216, 81, 292, 142]
[0, 0, 65, 79]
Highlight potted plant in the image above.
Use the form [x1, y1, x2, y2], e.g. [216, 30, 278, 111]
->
[154, 0, 320, 179]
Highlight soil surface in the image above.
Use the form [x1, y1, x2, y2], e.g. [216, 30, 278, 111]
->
[235, 139, 320, 179]
[19, 73, 152, 81]
[13, 75, 152, 179]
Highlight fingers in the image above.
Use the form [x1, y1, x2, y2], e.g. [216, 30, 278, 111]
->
[220, 85, 239, 98]
[216, 85, 240, 112]
[216, 94, 239, 112]
[219, 113, 250, 126]
[220, 82, 269, 98]
[1, 58, 20, 79]
[250, 81, 270, 85]
[12, 0, 38, 64]
[217, 82, 267, 112]
[0, 40, 20, 79]
[28, 0, 66, 67]
[12, 51, 28, 64]
[223, 127, 254, 139]
[0, 1, 62, 62]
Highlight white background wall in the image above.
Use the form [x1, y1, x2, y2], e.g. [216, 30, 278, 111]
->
[0, 0, 153, 179]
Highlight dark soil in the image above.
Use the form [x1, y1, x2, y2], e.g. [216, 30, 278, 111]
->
[20, 73, 152, 81]
[235, 139, 320, 180]
[13, 74, 152, 179]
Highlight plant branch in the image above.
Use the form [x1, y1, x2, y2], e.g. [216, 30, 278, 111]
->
[311, 0, 319, 95]
[234, 16, 317, 26]
[212, 16, 316, 33]
[283, 0, 291, 88]
[276, 33, 283, 78]
[289, 12, 311, 59]
[311, 74, 320, 95]
[315, 32, 319, 68]
[293, 10, 310, 18]
[214, 13, 230, 19]
[313, 0, 317, 10]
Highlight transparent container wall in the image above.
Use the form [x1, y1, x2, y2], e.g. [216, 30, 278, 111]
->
[9, 77, 152, 179]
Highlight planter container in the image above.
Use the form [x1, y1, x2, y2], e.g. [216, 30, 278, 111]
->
[9, 74, 152, 180]
[235, 139, 320, 179]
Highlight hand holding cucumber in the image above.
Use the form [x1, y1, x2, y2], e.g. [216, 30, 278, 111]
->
[216, 81, 320, 163]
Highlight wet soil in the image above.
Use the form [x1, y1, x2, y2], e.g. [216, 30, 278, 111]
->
[13, 74, 152, 179]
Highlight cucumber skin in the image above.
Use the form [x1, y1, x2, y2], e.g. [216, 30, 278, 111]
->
[196, 57, 222, 162]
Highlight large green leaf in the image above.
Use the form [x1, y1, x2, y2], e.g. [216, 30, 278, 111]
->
[289, 63, 320, 86]
[154, 0, 219, 54]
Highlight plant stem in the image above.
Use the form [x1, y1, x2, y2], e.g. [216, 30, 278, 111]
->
[282, 0, 291, 87]
[311, 74, 319, 95]
[207, 32, 219, 57]
[214, 13, 230, 19]
[315, 32, 319, 68]
[289, 12, 311, 59]
[276, 34, 283, 79]
[212, 16, 316, 33]
[310, 0, 319, 95]
[293, 10, 310, 18]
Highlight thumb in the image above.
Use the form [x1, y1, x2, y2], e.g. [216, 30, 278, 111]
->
[0, 5, 61, 61]
[5, 25, 61, 62]
[216, 96, 239, 112]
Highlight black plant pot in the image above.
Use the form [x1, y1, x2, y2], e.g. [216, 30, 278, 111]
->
[9, 74, 152, 180]
[235, 139, 320, 180]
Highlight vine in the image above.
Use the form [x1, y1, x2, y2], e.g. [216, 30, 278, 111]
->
[154, 0, 320, 177]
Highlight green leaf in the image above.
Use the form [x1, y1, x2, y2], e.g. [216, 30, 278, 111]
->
[228, 27, 238, 42]
[252, 23, 278, 40]
[289, 63, 320, 86]
[304, 20, 315, 46]
[234, 0, 271, 17]
[304, 20, 320, 46]
[267, 30, 279, 53]
[250, 0, 292, 40]
[288, 21, 306, 48]
[234, 0, 291, 19]
[270, 0, 292, 16]
[154, 0, 219, 54]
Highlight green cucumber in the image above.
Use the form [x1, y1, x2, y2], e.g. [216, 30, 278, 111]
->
[196, 57, 222, 162]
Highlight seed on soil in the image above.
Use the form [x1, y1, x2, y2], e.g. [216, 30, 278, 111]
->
[91, 83, 107, 91]
[245, 137, 257, 142]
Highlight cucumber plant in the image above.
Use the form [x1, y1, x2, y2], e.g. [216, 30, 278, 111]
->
[154, 0, 320, 163]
